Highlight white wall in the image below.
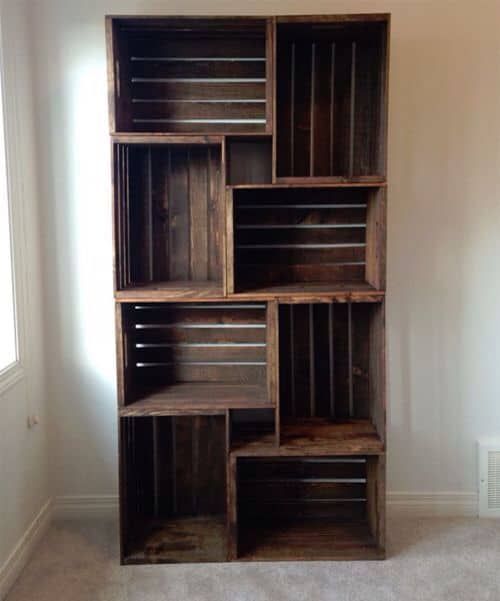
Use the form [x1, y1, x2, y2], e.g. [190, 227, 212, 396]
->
[28, 0, 500, 501]
[0, 0, 50, 587]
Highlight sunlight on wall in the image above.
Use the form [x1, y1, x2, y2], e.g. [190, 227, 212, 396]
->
[67, 50, 115, 389]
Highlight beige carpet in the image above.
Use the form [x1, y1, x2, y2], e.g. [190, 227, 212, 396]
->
[6, 516, 500, 601]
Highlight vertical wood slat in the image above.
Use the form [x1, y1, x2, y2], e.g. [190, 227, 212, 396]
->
[348, 301, 354, 417]
[309, 304, 315, 416]
[227, 454, 238, 560]
[189, 148, 209, 281]
[267, 301, 280, 446]
[209, 145, 221, 285]
[289, 305, 296, 417]
[124, 145, 131, 286]
[171, 416, 177, 516]
[152, 417, 159, 517]
[192, 416, 200, 513]
[348, 41, 357, 178]
[225, 188, 235, 293]
[169, 148, 190, 280]
[309, 42, 316, 176]
[329, 43, 335, 176]
[147, 147, 154, 280]
[328, 303, 335, 418]
[290, 42, 296, 176]
[271, 18, 278, 183]
[265, 18, 274, 135]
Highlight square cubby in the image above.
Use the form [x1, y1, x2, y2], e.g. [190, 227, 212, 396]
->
[278, 302, 385, 454]
[228, 185, 385, 295]
[114, 142, 224, 296]
[109, 17, 269, 133]
[275, 17, 388, 180]
[118, 301, 273, 414]
[234, 455, 384, 560]
[120, 415, 227, 563]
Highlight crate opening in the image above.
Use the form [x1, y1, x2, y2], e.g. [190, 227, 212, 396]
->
[111, 18, 268, 133]
[276, 20, 388, 180]
[121, 415, 227, 563]
[278, 302, 384, 446]
[115, 143, 223, 293]
[236, 455, 382, 559]
[121, 302, 270, 411]
[232, 186, 384, 293]
[226, 136, 272, 185]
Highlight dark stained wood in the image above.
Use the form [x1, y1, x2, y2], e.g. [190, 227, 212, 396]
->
[226, 137, 272, 185]
[114, 143, 224, 292]
[116, 281, 225, 301]
[232, 419, 383, 457]
[229, 185, 385, 294]
[119, 384, 271, 416]
[275, 17, 389, 181]
[110, 13, 388, 565]
[366, 186, 387, 290]
[237, 520, 382, 561]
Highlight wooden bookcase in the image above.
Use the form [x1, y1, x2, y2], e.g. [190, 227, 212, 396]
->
[107, 13, 389, 564]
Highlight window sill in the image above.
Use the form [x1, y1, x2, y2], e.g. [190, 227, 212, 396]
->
[0, 361, 24, 396]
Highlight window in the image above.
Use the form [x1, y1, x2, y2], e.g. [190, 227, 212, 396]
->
[0, 59, 17, 375]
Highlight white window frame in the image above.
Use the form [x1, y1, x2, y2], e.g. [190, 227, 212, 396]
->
[0, 12, 27, 395]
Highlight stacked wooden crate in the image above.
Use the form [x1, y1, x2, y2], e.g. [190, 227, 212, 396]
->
[107, 13, 389, 563]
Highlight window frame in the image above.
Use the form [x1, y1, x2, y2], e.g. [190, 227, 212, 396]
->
[0, 13, 27, 395]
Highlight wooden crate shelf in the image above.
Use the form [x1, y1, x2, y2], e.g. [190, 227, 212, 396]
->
[228, 186, 385, 294]
[232, 455, 384, 560]
[108, 13, 389, 564]
[120, 415, 227, 563]
[117, 302, 273, 412]
[108, 17, 270, 134]
[275, 16, 389, 181]
[114, 142, 224, 294]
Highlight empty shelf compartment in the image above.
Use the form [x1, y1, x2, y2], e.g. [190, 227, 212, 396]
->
[110, 18, 269, 133]
[226, 136, 272, 185]
[229, 186, 385, 292]
[121, 415, 227, 563]
[118, 302, 272, 413]
[275, 17, 388, 180]
[278, 302, 385, 452]
[235, 455, 384, 559]
[114, 143, 224, 294]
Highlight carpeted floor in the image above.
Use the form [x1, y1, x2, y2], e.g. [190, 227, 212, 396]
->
[5, 516, 500, 601]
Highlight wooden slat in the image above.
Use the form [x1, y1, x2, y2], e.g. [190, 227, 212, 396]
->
[189, 147, 209, 280]
[237, 263, 366, 286]
[132, 101, 266, 121]
[240, 480, 366, 501]
[236, 245, 365, 265]
[236, 226, 365, 245]
[265, 18, 274, 134]
[131, 80, 266, 101]
[128, 36, 266, 60]
[239, 458, 366, 480]
[235, 205, 367, 226]
[168, 147, 190, 279]
[130, 58, 266, 80]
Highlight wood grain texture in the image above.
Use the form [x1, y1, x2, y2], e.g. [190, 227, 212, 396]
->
[237, 520, 382, 561]
[231, 419, 383, 456]
[119, 384, 271, 416]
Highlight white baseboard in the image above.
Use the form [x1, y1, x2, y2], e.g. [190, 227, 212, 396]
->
[388, 492, 478, 517]
[52, 492, 479, 520]
[0, 499, 52, 601]
[53, 495, 118, 520]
